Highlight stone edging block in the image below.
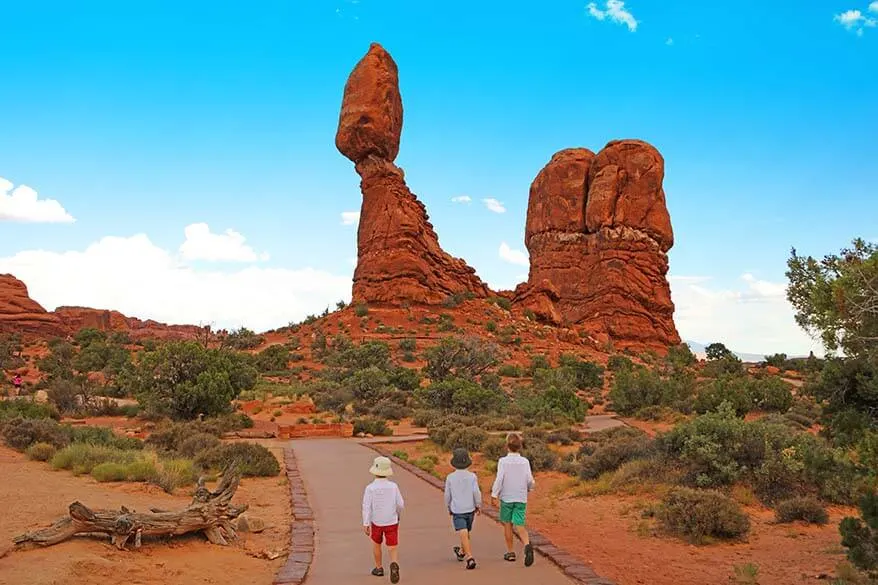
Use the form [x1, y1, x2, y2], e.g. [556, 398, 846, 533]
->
[362, 443, 617, 585]
[273, 447, 315, 585]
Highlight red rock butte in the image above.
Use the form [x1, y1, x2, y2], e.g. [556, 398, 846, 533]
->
[337, 43, 680, 351]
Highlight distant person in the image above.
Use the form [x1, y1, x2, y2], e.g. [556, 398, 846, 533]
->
[444, 448, 481, 570]
[362, 456, 404, 583]
[12, 374, 22, 397]
[491, 432, 536, 567]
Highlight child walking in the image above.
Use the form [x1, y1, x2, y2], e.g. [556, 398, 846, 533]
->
[490, 432, 536, 567]
[362, 456, 404, 583]
[444, 448, 481, 570]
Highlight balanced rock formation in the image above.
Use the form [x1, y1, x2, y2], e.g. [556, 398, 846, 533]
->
[0, 274, 65, 337]
[336, 43, 491, 305]
[0, 274, 203, 341]
[520, 140, 680, 349]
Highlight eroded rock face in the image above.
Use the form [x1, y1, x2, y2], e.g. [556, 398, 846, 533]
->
[522, 141, 680, 350]
[337, 43, 491, 304]
[0, 274, 64, 337]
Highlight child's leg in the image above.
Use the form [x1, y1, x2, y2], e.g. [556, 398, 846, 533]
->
[503, 522, 515, 553]
[388, 545, 398, 563]
[373, 541, 383, 568]
[513, 524, 530, 545]
[459, 529, 472, 558]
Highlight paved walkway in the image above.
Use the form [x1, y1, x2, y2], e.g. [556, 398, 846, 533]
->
[291, 439, 577, 585]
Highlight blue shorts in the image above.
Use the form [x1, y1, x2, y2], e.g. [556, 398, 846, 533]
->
[452, 512, 475, 532]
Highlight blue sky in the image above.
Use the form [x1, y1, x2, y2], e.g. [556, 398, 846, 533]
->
[1, 1, 876, 354]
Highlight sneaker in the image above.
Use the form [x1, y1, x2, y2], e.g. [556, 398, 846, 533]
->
[371, 567, 384, 577]
[466, 558, 477, 570]
[390, 562, 400, 584]
[453, 546, 465, 562]
[524, 544, 534, 567]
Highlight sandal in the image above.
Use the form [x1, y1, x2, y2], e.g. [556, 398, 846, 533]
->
[503, 552, 516, 562]
[453, 546, 465, 562]
[371, 567, 384, 577]
[466, 558, 477, 570]
[390, 562, 400, 584]
[524, 544, 534, 567]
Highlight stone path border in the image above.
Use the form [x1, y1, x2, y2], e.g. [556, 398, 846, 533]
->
[273, 447, 314, 585]
[363, 443, 617, 585]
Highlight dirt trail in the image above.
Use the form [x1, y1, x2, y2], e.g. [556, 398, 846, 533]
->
[0, 443, 290, 585]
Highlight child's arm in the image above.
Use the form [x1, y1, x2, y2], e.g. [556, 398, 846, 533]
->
[472, 473, 482, 511]
[396, 485, 405, 519]
[526, 460, 536, 492]
[362, 486, 372, 528]
[444, 476, 453, 513]
[490, 458, 505, 501]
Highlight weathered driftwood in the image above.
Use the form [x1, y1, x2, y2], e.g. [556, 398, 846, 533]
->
[13, 467, 248, 550]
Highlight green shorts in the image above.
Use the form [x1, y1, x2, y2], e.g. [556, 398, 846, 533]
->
[499, 501, 527, 526]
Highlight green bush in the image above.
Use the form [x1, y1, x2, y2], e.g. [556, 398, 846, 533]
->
[51, 443, 137, 475]
[26, 442, 57, 462]
[354, 302, 369, 317]
[444, 426, 488, 451]
[155, 458, 198, 493]
[497, 364, 522, 377]
[558, 354, 604, 389]
[0, 400, 60, 421]
[178, 433, 222, 457]
[753, 377, 795, 413]
[91, 462, 130, 482]
[578, 429, 652, 480]
[352, 417, 392, 437]
[399, 338, 417, 352]
[693, 376, 756, 416]
[488, 296, 512, 311]
[481, 436, 508, 460]
[522, 439, 558, 472]
[254, 344, 290, 372]
[775, 496, 829, 525]
[607, 355, 633, 372]
[658, 487, 751, 544]
[195, 442, 280, 477]
[528, 355, 551, 375]
[423, 336, 500, 382]
[1, 418, 69, 451]
[609, 365, 695, 416]
[840, 492, 878, 578]
[485, 321, 497, 333]
[126, 458, 159, 482]
[224, 327, 264, 350]
[388, 366, 422, 392]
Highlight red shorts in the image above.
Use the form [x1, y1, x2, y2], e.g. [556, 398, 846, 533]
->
[370, 523, 399, 546]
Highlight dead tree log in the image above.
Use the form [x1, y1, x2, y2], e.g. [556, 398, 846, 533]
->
[13, 467, 248, 550]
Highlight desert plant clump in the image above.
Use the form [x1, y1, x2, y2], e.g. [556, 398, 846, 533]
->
[195, 442, 280, 477]
[774, 496, 829, 525]
[658, 487, 751, 544]
[26, 442, 57, 462]
[443, 426, 488, 452]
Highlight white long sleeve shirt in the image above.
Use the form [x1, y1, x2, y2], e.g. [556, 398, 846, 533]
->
[490, 453, 535, 504]
[362, 478, 405, 527]
[444, 469, 482, 514]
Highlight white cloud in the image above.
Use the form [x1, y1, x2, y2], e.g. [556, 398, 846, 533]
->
[179, 223, 268, 263]
[451, 195, 472, 204]
[586, 0, 639, 32]
[834, 9, 877, 35]
[482, 198, 506, 214]
[498, 242, 529, 267]
[340, 210, 360, 225]
[0, 231, 352, 332]
[669, 273, 820, 356]
[0, 176, 75, 223]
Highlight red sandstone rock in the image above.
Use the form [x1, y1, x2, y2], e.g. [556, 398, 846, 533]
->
[521, 141, 680, 351]
[0, 274, 202, 341]
[513, 279, 562, 326]
[0, 274, 65, 337]
[337, 44, 491, 304]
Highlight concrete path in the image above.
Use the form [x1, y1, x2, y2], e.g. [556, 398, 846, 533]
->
[292, 439, 577, 585]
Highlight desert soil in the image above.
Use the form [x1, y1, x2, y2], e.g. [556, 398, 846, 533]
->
[0, 441, 290, 585]
[380, 441, 852, 585]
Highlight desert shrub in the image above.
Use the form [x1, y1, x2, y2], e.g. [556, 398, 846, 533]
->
[485, 320, 497, 333]
[26, 442, 57, 462]
[423, 336, 500, 382]
[693, 376, 757, 416]
[546, 428, 581, 445]
[528, 354, 551, 375]
[578, 430, 653, 480]
[51, 443, 137, 475]
[522, 439, 558, 472]
[1, 417, 69, 451]
[498, 364, 522, 377]
[388, 366, 422, 392]
[775, 496, 829, 524]
[126, 458, 159, 482]
[840, 492, 878, 578]
[411, 409, 441, 428]
[73, 340, 131, 377]
[224, 327, 264, 350]
[607, 355, 634, 372]
[254, 344, 290, 372]
[488, 296, 512, 311]
[352, 417, 392, 437]
[354, 302, 369, 317]
[481, 436, 509, 460]
[702, 356, 745, 378]
[558, 353, 604, 389]
[0, 400, 60, 421]
[444, 426, 489, 451]
[195, 442, 280, 477]
[610, 365, 695, 416]
[91, 462, 130, 482]
[753, 377, 795, 413]
[68, 425, 142, 450]
[399, 338, 417, 352]
[124, 341, 257, 420]
[414, 456, 436, 473]
[658, 487, 751, 544]
[177, 433, 222, 458]
[155, 458, 198, 493]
